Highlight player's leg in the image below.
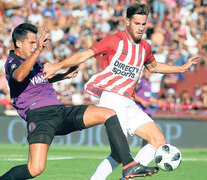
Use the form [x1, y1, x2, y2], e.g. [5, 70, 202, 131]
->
[124, 102, 166, 166]
[0, 106, 57, 179]
[25, 106, 56, 177]
[90, 93, 128, 180]
[0, 143, 49, 179]
[134, 122, 166, 166]
[116, 100, 164, 179]
[58, 104, 158, 179]
[56, 104, 132, 166]
[90, 91, 159, 179]
[83, 105, 159, 179]
[0, 106, 61, 179]
[55, 104, 122, 180]
[27, 143, 50, 177]
[135, 121, 166, 149]
[83, 105, 134, 166]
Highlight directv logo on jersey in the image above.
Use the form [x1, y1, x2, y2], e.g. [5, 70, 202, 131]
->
[112, 60, 139, 78]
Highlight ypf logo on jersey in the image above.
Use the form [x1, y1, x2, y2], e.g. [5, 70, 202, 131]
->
[28, 122, 36, 132]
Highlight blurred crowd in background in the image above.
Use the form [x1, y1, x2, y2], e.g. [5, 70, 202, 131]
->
[0, 0, 207, 115]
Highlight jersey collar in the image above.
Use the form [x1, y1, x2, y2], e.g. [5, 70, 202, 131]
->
[9, 50, 25, 61]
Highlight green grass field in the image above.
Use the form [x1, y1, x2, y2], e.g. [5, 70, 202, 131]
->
[0, 144, 207, 180]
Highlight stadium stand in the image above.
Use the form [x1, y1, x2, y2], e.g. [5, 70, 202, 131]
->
[0, 0, 206, 118]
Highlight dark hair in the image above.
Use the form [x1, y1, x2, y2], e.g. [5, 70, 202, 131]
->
[12, 23, 38, 48]
[126, 3, 150, 19]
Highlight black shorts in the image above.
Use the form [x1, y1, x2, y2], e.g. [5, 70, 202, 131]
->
[25, 105, 89, 145]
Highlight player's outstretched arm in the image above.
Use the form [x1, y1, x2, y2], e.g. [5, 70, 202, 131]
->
[43, 49, 94, 80]
[146, 56, 199, 74]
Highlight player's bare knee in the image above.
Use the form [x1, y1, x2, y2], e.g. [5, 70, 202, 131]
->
[28, 164, 45, 177]
[30, 167, 45, 177]
[102, 108, 116, 123]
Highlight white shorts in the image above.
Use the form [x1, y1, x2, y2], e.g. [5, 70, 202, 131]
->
[99, 91, 153, 136]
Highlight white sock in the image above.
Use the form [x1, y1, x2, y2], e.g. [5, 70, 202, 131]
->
[90, 156, 120, 180]
[134, 143, 157, 166]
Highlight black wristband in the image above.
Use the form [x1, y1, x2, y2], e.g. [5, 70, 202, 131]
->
[48, 66, 79, 83]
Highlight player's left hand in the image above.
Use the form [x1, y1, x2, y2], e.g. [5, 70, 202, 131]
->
[182, 56, 199, 72]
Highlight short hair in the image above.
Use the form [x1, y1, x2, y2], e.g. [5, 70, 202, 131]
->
[126, 3, 150, 19]
[12, 23, 38, 48]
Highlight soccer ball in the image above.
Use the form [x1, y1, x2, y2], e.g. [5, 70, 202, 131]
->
[155, 144, 182, 171]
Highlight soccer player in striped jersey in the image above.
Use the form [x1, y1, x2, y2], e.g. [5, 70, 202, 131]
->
[43, 3, 199, 179]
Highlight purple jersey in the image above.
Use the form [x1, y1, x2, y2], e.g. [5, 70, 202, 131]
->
[136, 77, 151, 115]
[4, 50, 62, 120]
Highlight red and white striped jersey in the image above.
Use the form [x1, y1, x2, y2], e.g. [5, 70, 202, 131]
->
[85, 30, 155, 99]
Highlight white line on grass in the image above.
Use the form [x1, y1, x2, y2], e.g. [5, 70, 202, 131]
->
[1, 156, 105, 161]
[1, 156, 207, 162]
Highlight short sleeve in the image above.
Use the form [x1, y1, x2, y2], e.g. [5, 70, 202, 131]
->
[90, 35, 119, 57]
[144, 42, 155, 65]
[6, 59, 21, 78]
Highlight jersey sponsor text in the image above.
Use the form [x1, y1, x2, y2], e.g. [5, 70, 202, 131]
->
[112, 60, 139, 78]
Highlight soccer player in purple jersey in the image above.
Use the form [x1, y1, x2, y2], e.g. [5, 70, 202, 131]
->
[1, 23, 159, 179]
